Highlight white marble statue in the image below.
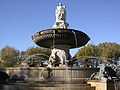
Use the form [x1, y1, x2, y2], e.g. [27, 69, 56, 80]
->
[56, 3, 66, 22]
[53, 3, 69, 29]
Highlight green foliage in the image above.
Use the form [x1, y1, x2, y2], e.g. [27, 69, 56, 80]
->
[0, 46, 51, 67]
[75, 44, 100, 59]
[0, 45, 19, 62]
[75, 42, 120, 62]
[25, 46, 51, 56]
[98, 42, 120, 59]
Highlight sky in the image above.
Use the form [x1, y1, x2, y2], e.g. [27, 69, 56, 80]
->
[0, 0, 120, 56]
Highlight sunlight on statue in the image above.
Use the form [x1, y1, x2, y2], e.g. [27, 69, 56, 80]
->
[53, 3, 69, 29]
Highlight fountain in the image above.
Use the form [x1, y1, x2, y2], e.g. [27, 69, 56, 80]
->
[26, 3, 98, 89]
[1, 3, 107, 90]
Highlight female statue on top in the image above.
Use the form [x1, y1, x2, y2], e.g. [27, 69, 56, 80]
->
[56, 3, 66, 22]
[53, 3, 69, 29]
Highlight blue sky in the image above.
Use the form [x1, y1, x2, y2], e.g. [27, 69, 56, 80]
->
[0, 0, 120, 56]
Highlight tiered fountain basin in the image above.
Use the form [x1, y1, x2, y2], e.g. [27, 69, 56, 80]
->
[32, 29, 90, 48]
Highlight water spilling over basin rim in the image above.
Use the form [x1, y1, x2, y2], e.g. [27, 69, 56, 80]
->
[32, 29, 90, 49]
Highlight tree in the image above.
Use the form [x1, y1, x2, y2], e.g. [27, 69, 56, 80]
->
[75, 44, 100, 60]
[75, 42, 120, 63]
[99, 42, 120, 61]
[25, 46, 51, 56]
[0, 46, 19, 62]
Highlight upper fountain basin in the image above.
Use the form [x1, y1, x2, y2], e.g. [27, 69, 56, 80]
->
[32, 29, 90, 49]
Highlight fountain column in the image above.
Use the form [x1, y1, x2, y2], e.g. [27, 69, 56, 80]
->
[48, 3, 70, 67]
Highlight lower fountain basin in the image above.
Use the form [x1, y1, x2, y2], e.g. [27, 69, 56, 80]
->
[4, 67, 99, 82]
[32, 29, 90, 49]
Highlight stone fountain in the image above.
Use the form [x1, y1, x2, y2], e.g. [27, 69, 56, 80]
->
[0, 3, 103, 90]
[27, 2, 99, 86]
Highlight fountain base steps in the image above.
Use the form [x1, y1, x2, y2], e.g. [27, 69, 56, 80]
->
[1, 67, 99, 90]
[2, 81, 95, 90]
